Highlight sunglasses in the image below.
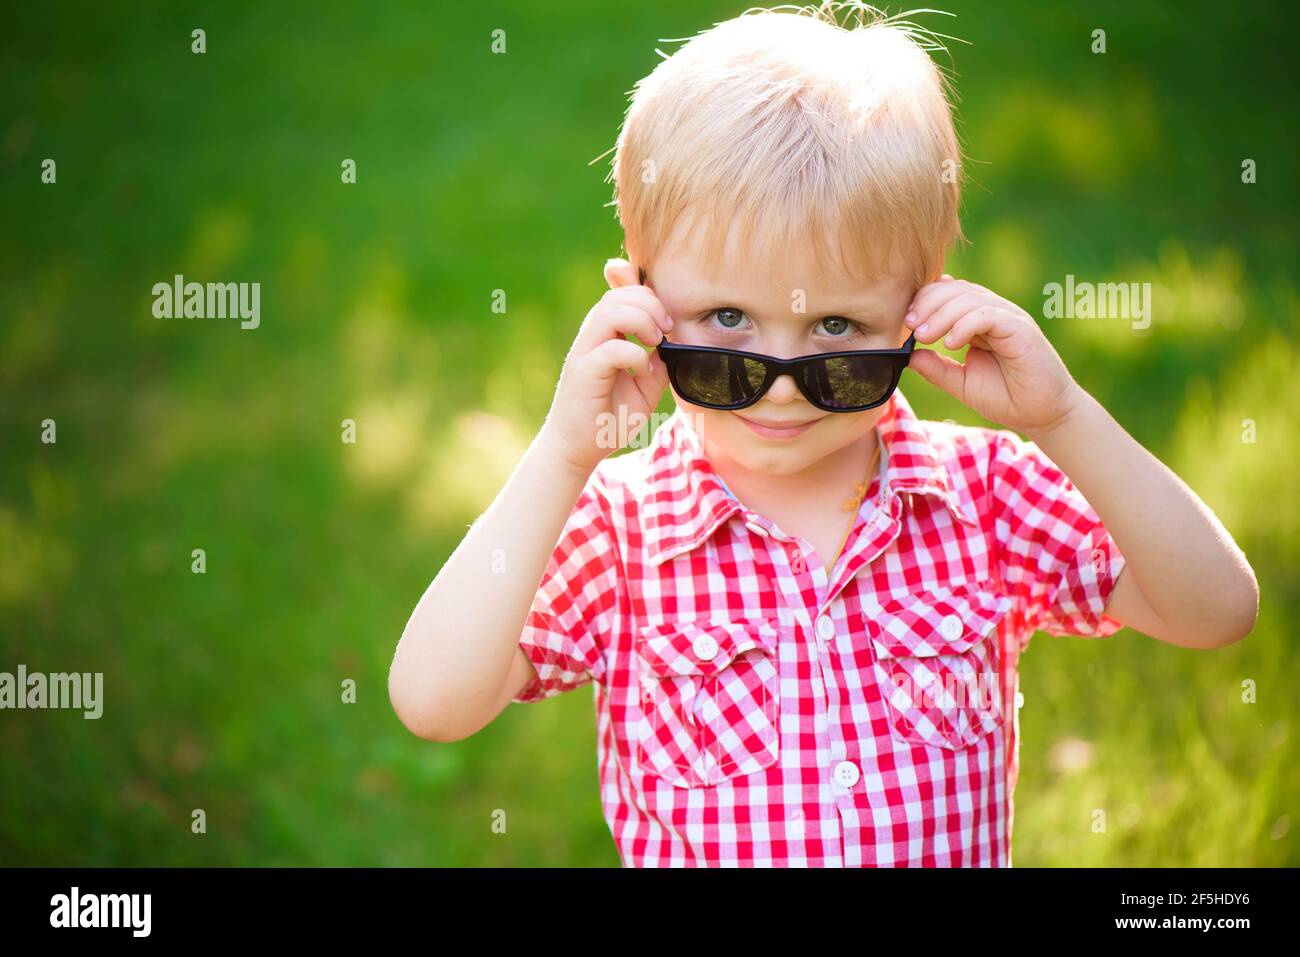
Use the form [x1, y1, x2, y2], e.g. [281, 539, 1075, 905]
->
[638, 267, 915, 413]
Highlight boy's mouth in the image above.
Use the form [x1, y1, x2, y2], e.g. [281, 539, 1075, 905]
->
[733, 413, 822, 440]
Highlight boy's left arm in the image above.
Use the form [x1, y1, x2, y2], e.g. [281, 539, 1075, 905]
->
[904, 277, 1259, 650]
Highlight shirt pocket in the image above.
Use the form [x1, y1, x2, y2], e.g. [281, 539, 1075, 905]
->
[633, 618, 781, 788]
[868, 584, 1012, 752]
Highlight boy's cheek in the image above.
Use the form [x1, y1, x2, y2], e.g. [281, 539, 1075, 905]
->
[677, 405, 760, 461]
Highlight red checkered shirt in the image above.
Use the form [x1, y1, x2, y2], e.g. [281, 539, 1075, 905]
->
[511, 388, 1126, 866]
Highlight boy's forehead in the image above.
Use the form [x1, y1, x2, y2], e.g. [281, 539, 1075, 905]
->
[650, 228, 911, 311]
[648, 209, 912, 306]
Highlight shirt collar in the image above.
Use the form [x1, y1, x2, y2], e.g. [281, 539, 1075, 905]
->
[639, 388, 977, 566]
[873, 388, 978, 528]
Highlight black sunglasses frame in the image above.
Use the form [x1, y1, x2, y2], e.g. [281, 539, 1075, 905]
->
[655, 333, 915, 412]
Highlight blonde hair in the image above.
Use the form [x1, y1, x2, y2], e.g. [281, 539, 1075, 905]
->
[605, 2, 966, 291]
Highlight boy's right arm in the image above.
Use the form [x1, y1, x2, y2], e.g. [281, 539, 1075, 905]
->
[387, 261, 671, 742]
[388, 437, 594, 741]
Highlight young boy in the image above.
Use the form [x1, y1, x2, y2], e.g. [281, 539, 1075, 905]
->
[388, 5, 1258, 866]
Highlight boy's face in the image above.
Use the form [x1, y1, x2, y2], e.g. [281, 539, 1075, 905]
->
[647, 214, 916, 477]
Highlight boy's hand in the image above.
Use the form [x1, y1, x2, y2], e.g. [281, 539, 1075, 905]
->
[539, 258, 672, 475]
[903, 276, 1085, 436]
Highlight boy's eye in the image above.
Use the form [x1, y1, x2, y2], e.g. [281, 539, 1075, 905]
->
[818, 316, 854, 336]
[708, 308, 748, 330]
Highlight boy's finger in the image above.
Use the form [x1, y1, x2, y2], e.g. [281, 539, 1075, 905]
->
[605, 284, 673, 331]
[943, 307, 1016, 351]
[906, 278, 973, 326]
[913, 291, 993, 344]
[584, 337, 652, 382]
[634, 352, 670, 406]
[575, 302, 663, 353]
[604, 257, 637, 290]
[906, 347, 966, 401]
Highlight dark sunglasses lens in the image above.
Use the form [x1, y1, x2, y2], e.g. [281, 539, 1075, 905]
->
[674, 351, 766, 407]
[801, 355, 896, 410]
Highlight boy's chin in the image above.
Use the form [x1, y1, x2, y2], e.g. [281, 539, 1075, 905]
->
[719, 432, 837, 477]
[730, 446, 822, 476]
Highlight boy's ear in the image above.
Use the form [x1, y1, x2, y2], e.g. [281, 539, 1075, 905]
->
[604, 257, 638, 290]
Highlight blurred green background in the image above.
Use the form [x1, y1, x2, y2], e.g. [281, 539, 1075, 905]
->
[1, 1, 1296, 866]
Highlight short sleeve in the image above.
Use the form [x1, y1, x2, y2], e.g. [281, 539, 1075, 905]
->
[989, 430, 1127, 646]
[511, 477, 618, 703]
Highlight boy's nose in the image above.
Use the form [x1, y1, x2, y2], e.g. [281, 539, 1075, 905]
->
[764, 374, 803, 404]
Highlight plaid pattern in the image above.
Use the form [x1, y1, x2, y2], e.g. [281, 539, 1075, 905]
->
[512, 388, 1126, 866]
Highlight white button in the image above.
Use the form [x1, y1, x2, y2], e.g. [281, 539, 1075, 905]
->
[815, 615, 835, 642]
[833, 760, 860, 788]
[692, 634, 719, 661]
[1015, 691, 1025, 710]
[940, 614, 963, 642]
[744, 520, 769, 537]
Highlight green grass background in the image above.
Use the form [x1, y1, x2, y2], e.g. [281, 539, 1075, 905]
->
[1, 1, 1296, 865]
